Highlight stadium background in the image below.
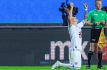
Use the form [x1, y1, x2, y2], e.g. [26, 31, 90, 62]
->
[0, 0, 107, 67]
[0, 0, 107, 24]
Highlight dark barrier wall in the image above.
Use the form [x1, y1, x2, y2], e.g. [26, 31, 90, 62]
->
[0, 27, 107, 65]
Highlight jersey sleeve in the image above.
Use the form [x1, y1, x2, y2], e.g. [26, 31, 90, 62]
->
[77, 20, 85, 28]
[87, 12, 92, 22]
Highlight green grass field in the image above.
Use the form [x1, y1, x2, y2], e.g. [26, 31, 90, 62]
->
[0, 65, 106, 70]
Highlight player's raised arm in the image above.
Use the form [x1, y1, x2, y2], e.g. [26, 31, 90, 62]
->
[65, 3, 74, 25]
[83, 3, 92, 25]
[83, 3, 88, 19]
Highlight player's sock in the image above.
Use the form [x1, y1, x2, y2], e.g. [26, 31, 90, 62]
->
[52, 61, 60, 69]
[52, 61, 71, 69]
[87, 51, 93, 66]
[97, 51, 102, 67]
[59, 62, 71, 68]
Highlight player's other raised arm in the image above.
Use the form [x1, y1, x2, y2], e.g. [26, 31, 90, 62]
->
[83, 3, 92, 25]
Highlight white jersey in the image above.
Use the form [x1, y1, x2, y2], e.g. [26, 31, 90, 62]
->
[68, 20, 85, 69]
[68, 20, 85, 50]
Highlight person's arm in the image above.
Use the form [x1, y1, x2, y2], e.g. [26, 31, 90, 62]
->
[77, 3, 92, 28]
[100, 12, 107, 25]
[65, 3, 74, 25]
[83, 3, 88, 19]
[83, 3, 92, 25]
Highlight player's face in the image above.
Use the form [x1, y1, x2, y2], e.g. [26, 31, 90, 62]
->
[95, 1, 102, 10]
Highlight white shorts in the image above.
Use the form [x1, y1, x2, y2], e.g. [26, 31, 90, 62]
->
[69, 47, 82, 69]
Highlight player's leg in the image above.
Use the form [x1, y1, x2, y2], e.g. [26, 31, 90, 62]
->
[95, 29, 103, 68]
[52, 48, 73, 70]
[87, 43, 94, 68]
[73, 49, 82, 69]
[69, 47, 74, 67]
[52, 61, 60, 69]
[87, 29, 99, 68]
[69, 46, 82, 69]
[51, 61, 71, 69]
[52, 38, 74, 69]
[97, 47, 103, 68]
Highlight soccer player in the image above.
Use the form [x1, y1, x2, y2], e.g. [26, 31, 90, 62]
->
[51, 3, 88, 70]
[86, 0, 107, 69]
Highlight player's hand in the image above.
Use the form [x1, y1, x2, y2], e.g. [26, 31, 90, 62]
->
[70, 2, 74, 10]
[100, 21, 105, 24]
[69, 2, 74, 16]
[84, 20, 92, 25]
[83, 3, 88, 10]
[95, 22, 100, 25]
